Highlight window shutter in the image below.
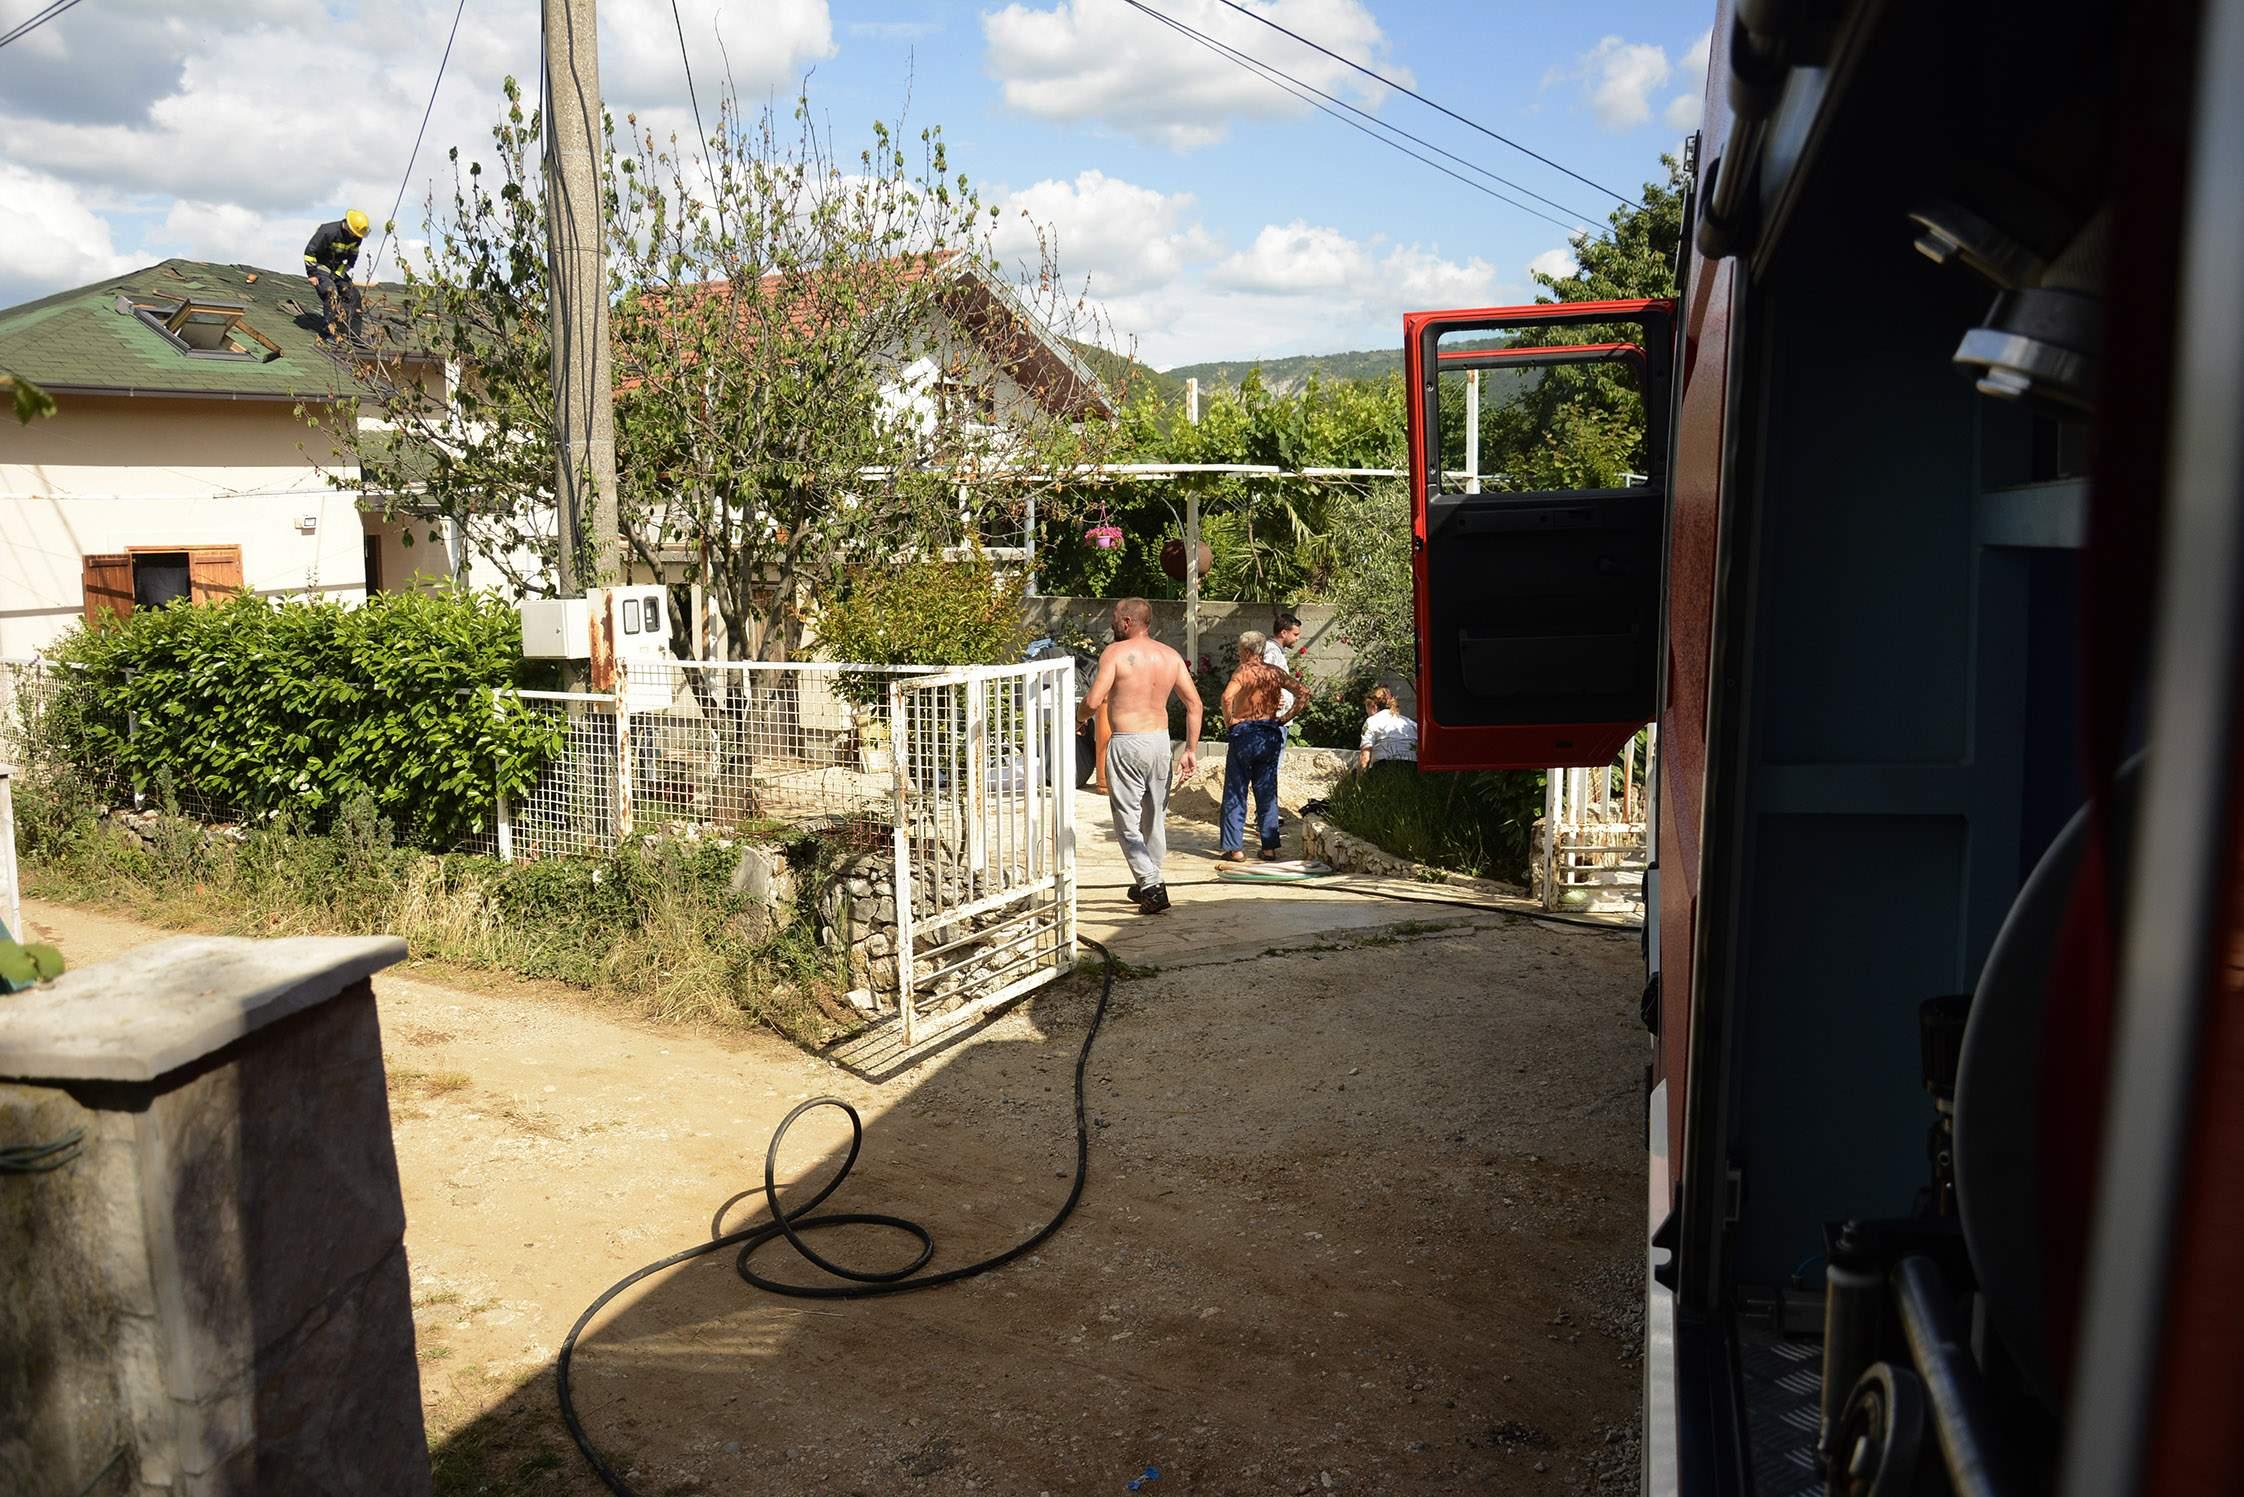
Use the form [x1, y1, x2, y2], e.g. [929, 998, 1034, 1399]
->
[82, 554, 134, 625]
[187, 546, 245, 603]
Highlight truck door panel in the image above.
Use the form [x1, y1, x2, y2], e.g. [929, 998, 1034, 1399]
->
[1406, 301, 1676, 770]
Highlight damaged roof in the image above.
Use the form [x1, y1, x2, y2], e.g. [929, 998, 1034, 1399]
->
[0, 258, 420, 402]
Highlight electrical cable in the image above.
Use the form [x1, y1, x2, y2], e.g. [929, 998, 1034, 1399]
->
[1203, 0, 1640, 207]
[366, 0, 471, 282]
[666, 0, 732, 246]
[0, 0, 87, 52]
[557, 937, 1120, 1495]
[1121, 0, 1607, 237]
[1, 1127, 85, 1174]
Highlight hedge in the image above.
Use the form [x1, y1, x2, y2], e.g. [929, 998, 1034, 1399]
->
[36, 589, 561, 849]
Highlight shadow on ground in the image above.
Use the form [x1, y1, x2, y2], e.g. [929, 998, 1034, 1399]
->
[425, 915, 1648, 1497]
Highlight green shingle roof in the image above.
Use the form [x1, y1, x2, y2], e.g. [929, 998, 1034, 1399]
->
[0, 258, 416, 402]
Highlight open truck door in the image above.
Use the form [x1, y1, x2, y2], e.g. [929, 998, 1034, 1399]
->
[1406, 299, 1675, 770]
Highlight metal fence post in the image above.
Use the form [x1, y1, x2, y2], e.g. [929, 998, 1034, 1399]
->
[491, 686, 514, 864]
[890, 678, 917, 1049]
[613, 661, 634, 842]
[1, 764, 20, 942]
[1055, 660, 1079, 964]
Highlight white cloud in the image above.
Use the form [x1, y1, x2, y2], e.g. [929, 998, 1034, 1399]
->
[0, 0, 836, 305]
[1547, 28, 1715, 133]
[1528, 246, 1580, 284]
[993, 171, 1220, 298]
[0, 164, 140, 307]
[1037, 209, 1499, 367]
[1665, 27, 1712, 130]
[1212, 222, 1370, 294]
[981, 0, 1405, 149]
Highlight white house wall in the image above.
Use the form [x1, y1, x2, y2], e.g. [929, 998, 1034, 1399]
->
[0, 395, 384, 656]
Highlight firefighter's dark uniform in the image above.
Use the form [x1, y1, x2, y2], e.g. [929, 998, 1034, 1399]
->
[304, 219, 366, 339]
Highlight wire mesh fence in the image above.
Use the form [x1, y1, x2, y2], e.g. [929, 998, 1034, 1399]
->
[0, 658, 56, 770]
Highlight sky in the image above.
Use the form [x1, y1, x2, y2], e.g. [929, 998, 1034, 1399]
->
[0, 0, 1706, 369]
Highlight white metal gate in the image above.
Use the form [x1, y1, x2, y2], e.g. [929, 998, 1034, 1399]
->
[888, 658, 1078, 1046]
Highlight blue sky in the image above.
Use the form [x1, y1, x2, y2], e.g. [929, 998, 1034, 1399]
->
[0, 0, 1706, 367]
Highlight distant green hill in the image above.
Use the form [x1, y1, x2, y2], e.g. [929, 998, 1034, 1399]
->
[1064, 340, 1189, 407]
[1161, 345, 1402, 393]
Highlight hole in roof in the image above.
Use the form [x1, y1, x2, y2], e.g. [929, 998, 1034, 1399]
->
[118, 295, 283, 364]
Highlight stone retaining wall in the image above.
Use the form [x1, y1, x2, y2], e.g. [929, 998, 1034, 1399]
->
[816, 852, 1054, 1019]
[1303, 813, 1528, 902]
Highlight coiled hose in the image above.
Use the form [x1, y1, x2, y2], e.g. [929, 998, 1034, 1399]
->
[556, 938, 1117, 1494]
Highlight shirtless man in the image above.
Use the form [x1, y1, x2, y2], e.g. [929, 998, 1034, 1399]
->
[1080, 597, 1202, 913]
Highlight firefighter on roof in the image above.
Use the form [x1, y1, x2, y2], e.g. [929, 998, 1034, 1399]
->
[304, 208, 371, 341]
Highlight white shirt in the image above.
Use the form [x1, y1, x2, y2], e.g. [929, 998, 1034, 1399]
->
[1360, 708, 1419, 763]
[1262, 639, 1296, 724]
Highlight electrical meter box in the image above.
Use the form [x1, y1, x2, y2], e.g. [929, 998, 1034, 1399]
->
[520, 597, 591, 659]
[519, 587, 677, 714]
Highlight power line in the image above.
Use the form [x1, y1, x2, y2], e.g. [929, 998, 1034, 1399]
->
[0, 0, 89, 51]
[1203, 0, 1638, 207]
[1122, 0, 1603, 241]
[1123, 0, 1607, 238]
[367, 0, 471, 281]
[668, 0, 732, 244]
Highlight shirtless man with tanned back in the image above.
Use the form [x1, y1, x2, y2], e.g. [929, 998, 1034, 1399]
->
[1080, 597, 1203, 913]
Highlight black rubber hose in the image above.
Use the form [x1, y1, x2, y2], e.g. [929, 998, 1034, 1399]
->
[556, 937, 1117, 1495]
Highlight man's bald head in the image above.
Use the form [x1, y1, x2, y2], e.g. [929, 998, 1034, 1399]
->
[1112, 597, 1152, 637]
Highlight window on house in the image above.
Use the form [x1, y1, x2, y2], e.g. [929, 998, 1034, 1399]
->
[81, 547, 245, 625]
[120, 295, 283, 363]
[363, 532, 383, 594]
[133, 553, 191, 608]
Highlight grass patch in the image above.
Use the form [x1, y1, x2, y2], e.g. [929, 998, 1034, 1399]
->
[1323, 763, 1545, 884]
[14, 772, 848, 1046]
[389, 1068, 475, 1101]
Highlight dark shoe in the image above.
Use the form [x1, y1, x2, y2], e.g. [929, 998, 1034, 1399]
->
[1139, 884, 1171, 914]
[1125, 883, 1147, 904]
[1259, 846, 1281, 861]
[1220, 850, 1246, 863]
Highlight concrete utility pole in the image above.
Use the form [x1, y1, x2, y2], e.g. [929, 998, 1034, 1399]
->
[543, 0, 623, 594]
[1184, 377, 1201, 669]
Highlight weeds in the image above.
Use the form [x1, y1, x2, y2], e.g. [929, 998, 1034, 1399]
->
[14, 774, 845, 1045]
[1324, 763, 1545, 884]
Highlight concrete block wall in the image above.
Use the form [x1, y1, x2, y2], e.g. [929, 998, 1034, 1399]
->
[0, 936, 429, 1497]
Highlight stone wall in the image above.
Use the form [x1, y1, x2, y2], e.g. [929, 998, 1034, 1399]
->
[816, 850, 1059, 1019]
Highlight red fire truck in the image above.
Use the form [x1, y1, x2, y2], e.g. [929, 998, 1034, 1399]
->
[1408, 1, 2241, 1493]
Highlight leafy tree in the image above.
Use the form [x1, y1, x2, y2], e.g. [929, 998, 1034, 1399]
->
[339, 80, 1115, 662]
[814, 555, 1028, 703]
[1467, 154, 1689, 487]
[4, 369, 55, 424]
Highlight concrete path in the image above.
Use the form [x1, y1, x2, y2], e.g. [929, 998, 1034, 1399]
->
[1069, 786, 1596, 973]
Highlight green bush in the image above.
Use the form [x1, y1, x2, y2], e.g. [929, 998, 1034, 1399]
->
[37, 589, 560, 849]
[1325, 764, 1546, 884]
[813, 557, 1029, 702]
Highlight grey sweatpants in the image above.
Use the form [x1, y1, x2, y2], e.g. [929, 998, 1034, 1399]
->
[1105, 731, 1172, 889]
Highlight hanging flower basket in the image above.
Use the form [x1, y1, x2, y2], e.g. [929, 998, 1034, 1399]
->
[1086, 523, 1124, 550]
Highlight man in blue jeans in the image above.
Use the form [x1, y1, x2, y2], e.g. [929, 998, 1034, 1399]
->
[1217, 631, 1309, 861]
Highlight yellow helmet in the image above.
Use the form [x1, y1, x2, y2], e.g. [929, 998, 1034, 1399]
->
[346, 208, 370, 236]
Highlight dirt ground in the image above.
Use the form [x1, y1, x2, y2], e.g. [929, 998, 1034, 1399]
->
[20, 888, 1648, 1497]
